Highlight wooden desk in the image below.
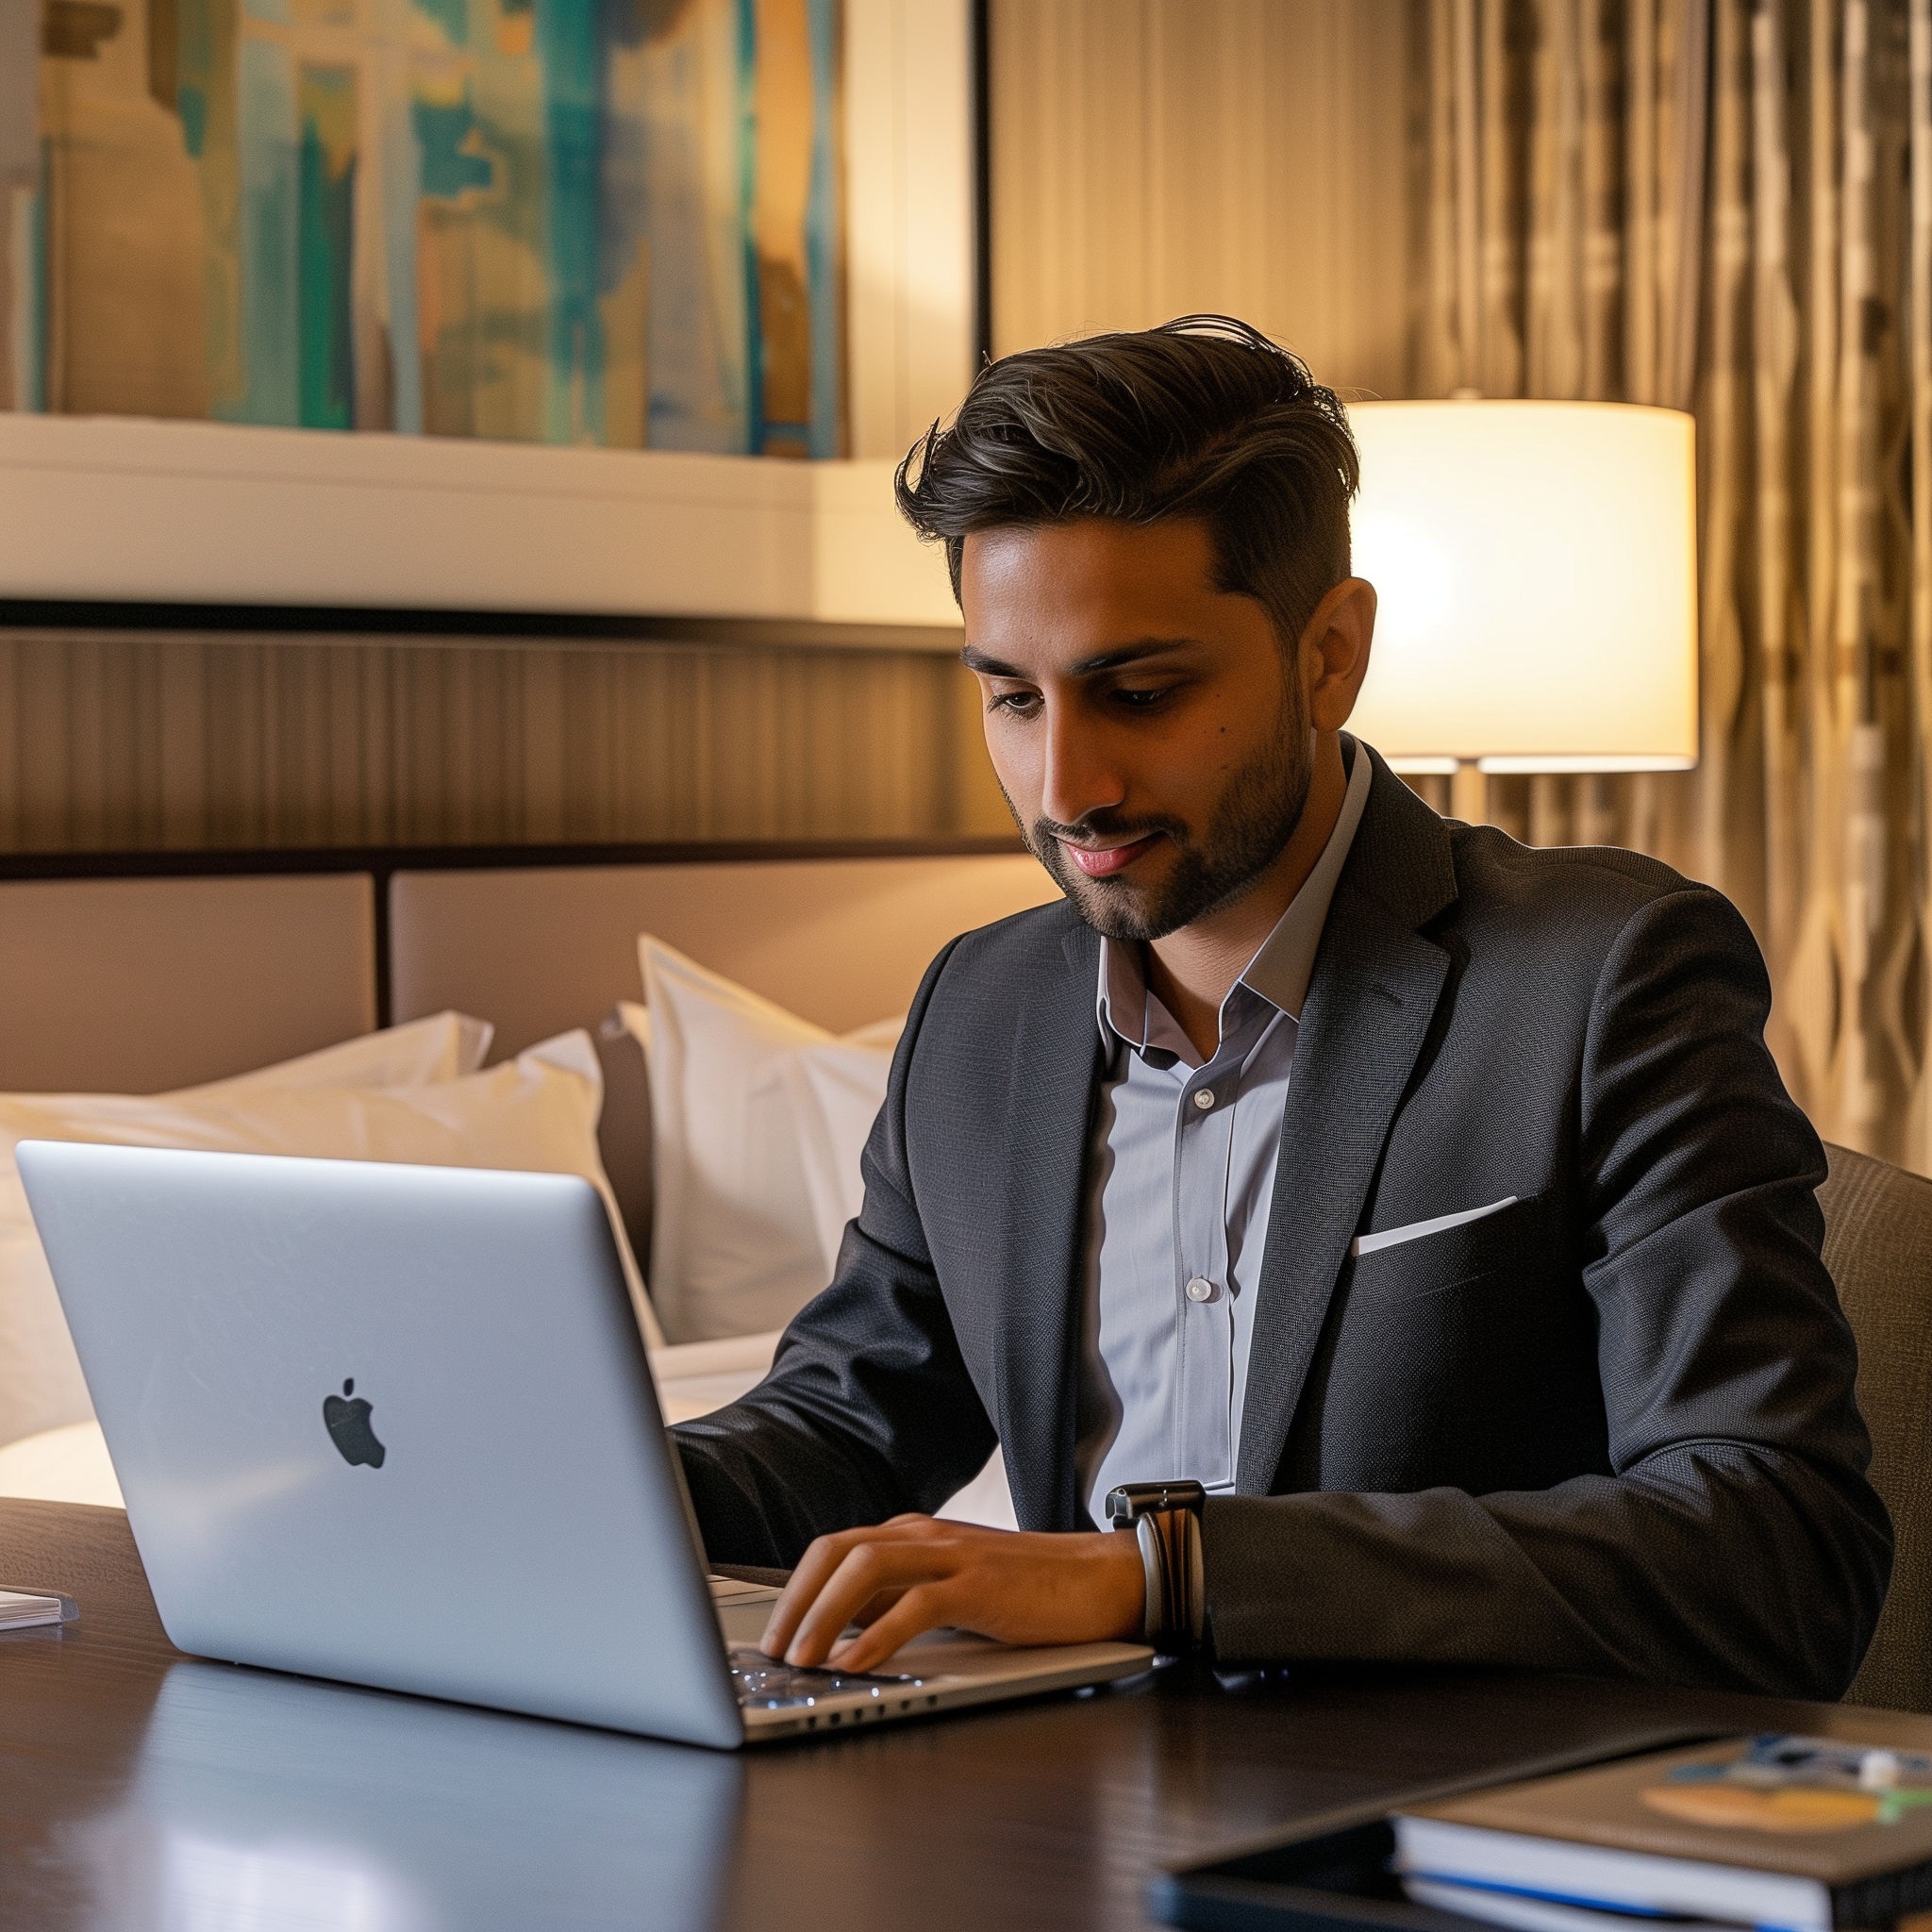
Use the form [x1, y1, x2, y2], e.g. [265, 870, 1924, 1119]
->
[4, 1497, 1925, 1932]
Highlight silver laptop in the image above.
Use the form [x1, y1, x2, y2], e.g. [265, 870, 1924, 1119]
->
[18, 1141, 1151, 1747]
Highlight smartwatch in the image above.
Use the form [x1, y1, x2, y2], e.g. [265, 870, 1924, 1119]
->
[1105, 1479, 1207, 1654]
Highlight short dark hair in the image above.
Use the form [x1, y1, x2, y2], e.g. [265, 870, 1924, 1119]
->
[894, 315, 1359, 650]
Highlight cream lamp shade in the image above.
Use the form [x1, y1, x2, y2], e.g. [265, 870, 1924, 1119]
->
[1344, 399, 1698, 774]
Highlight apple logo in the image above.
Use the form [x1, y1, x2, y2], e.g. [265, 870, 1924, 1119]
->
[323, 1378, 387, 1469]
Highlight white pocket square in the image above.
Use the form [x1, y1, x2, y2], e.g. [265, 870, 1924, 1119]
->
[1350, 1195, 1519, 1259]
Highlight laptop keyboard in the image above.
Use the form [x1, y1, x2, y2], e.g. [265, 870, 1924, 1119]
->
[728, 1649, 926, 1710]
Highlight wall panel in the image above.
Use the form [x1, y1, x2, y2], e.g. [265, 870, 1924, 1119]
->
[0, 631, 1006, 854]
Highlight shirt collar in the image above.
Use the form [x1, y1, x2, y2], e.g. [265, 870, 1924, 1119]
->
[1095, 736, 1374, 1054]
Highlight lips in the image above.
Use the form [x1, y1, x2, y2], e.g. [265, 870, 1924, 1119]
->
[1061, 832, 1161, 877]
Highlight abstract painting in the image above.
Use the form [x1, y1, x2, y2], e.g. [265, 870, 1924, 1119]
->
[2, 0, 843, 457]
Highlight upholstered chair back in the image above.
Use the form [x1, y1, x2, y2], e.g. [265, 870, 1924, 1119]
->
[1822, 1142, 1932, 1712]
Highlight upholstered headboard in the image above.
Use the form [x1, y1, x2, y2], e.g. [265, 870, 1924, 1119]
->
[0, 840, 1057, 1094]
[389, 852, 1058, 1053]
[0, 871, 378, 1092]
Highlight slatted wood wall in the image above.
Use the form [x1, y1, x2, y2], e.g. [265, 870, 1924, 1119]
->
[0, 630, 1009, 853]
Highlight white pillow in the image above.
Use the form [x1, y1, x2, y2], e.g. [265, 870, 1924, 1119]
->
[0, 1028, 659, 1449]
[634, 940, 900, 1342]
[181, 1010, 493, 1098]
[782, 1018, 901, 1281]
[626, 950, 1017, 1526]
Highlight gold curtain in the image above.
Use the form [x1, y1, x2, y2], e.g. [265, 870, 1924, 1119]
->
[1413, 0, 1931, 1167]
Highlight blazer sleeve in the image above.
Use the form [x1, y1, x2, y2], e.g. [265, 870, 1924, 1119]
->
[1199, 885, 1895, 1699]
[671, 939, 999, 1569]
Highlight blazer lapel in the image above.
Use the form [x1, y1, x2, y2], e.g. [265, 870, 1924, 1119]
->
[991, 920, 1105, 1531]
[1236, 759, 1458, 1495]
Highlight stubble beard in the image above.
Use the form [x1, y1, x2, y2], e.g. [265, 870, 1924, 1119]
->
[1011, 680, 1315, 944]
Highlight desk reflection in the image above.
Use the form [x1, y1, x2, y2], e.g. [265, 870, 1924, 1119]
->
[86, 1662, 743, 1932]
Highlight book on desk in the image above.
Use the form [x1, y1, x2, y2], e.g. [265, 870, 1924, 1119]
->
[1393, 1735, 1932, 1932]
[1152, 1732, 1932, 1932]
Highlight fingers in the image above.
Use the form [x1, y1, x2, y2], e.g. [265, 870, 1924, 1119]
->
[758, 1515, 962, 1662]
[759, 1532, 861, 1660]
[825, 1587, 953, 1674]
[845, 1585, 910, 1628]
[781, 1538, 962, 1667]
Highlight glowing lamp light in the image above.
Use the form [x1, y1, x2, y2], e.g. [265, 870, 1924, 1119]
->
[1345, 400, 1698, 794]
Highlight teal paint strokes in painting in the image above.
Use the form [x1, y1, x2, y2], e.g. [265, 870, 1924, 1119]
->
[536, 1, 604, 444]
[806, 0, 839, 458]
[175, 0, 215, 157]
[229, 37, 298, 425]
[297, 65, 357, 430]
[412, 95, 493, 198]
[736, 0, 761, 457]
[178, 89, 208, 157]
[416, 0, 467, 47]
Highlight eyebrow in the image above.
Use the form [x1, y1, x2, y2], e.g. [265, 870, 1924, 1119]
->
[959, 637, 1206, 678]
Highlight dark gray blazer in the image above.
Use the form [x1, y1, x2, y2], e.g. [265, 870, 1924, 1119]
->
[675, 744, 1892, 1699]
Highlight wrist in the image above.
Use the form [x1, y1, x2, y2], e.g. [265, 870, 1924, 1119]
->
[1095, 1527, 1153, 1641]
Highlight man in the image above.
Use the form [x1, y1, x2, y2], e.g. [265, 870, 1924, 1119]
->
[675, 316, 1890, 1698]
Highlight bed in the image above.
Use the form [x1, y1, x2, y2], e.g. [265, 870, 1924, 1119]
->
[0, 834, 1058, 1524]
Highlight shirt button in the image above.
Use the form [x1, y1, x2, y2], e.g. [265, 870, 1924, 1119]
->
[1185, 1276, 1216, 1303]
[1192, 1089, 1215, 1110]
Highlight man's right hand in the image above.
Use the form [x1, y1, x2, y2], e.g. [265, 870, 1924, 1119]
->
[758, 1514, 1146, 1674]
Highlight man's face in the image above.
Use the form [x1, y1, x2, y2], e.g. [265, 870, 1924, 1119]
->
[959, 518, 1315, 942]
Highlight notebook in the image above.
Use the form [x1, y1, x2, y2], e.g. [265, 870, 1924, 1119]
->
[0, 1590, 74, 1629]
[1393, 1735, 1932, 1932]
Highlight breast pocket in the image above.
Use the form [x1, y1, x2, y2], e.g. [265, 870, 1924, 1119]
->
[1308, 1191, 1600, 1497]
[1346, 1194, 1542, 1306]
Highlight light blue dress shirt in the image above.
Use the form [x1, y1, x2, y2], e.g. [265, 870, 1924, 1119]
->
[1074, 744, 1374, 1524]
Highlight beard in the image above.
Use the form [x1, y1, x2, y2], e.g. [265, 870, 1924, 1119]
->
[1015, 683, 1314, 943]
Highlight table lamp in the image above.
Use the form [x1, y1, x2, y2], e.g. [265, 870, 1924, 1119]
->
[1344, 400, 1698, 823]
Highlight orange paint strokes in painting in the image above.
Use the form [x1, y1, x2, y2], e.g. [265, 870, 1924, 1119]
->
[415, 198, 477, 438]
[494, 3, 533, 61]
[753, 0, 811, 454]
[34, 0, 213, 415]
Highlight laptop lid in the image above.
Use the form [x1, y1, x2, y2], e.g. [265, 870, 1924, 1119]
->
[18, 1141, 745, 1749]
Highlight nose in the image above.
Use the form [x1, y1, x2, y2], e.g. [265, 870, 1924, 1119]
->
[1039, 698, 1125, 831]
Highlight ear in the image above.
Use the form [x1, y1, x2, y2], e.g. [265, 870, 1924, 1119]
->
[1297, 578, 1376, 733]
